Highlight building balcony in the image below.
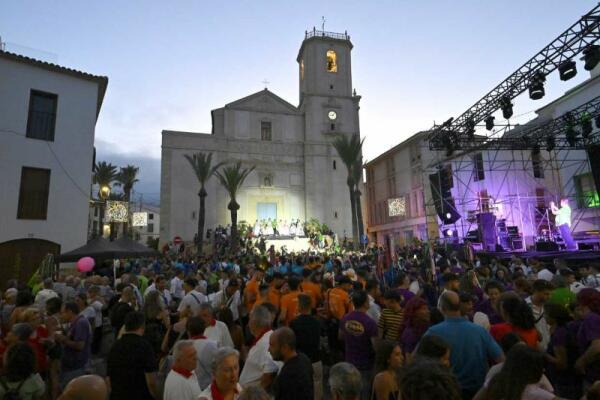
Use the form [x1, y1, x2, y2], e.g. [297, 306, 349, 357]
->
[305, 29, 350, 41]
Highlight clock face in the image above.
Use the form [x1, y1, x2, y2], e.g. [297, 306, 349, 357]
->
[328, 110, 337, 120]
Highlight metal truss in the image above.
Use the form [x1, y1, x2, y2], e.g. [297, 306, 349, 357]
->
[428, 4, 600, 150]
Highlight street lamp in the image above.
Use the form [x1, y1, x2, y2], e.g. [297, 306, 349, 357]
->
[100, 185, 111, 200]
[98, 184, 111, 237]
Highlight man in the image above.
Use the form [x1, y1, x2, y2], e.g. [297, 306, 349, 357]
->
[170, 269, 185, 302]
[425, 291, 503, 399]
[279, 275, 302, 326]
[437, 272, 460, 310]
[199, 303, 234, 348]
[56, 302, 92, 388]
[58, 374, 108, 400]
[474, 281, 504, 325]
[290, 294, 323, 400]
[239, 305, 280, 390]
[268, 273, 285, 311]
[211, 279, 242, 322]
[339, 290, 378, 399]
[144, 275, 172, 308]
[34, 278, 58, 310]
[377, 290, 403, 341]
[186, 316, 218, 390]
[300, 269, 322, 309]
[178, 279, 207, 317]
[107, 311, 159, 400]
[328, 362, 362, 400]
[365, 279, 381, 322]
[329, 276, 353, 321]
[526, 279, 553, 349]
[163, 340, 202, 400]
[244, 268, 265, 312]
[551, 198, 576, 250]
[269, 327, 313, 400]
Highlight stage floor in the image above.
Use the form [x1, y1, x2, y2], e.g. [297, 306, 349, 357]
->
[479, 249, 600, 262]
[264, 237, 312, 252]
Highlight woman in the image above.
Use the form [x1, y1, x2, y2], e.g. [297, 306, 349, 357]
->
[9, 291, 34, 327]
[483, 344, 557, 400]
[414, 334, 451, 367]
[45, 297, 63, 400]
[459, 270, 483, 303]
[574, 288, 600, 388]
[144, 290, 171, 359]
[491, 295, 539, 348]
[199, 348, 243, 400]
[400, 296, 430, 359]
[20, 308, 49, 375]
[372, 341, 403, 400]
[0, 343, 45, 400]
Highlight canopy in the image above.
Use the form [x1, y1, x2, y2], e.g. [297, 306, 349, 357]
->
[59, 236, 158, 262]
[113, 236, 159, 258]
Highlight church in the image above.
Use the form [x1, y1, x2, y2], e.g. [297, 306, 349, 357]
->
[159, 29, 362, 245]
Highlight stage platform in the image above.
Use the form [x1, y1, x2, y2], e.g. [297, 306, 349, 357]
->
[264, 237, 312, 252]
[478, 249, 600, 263]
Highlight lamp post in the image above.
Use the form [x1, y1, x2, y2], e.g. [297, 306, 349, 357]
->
[98, 185, 111, 237]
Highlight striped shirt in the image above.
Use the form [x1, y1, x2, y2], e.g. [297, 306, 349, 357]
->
[378, 308, 404, 341]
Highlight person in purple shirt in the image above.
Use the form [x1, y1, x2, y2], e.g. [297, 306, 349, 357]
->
[339, 290, 378, 400]
[475, 281, 504, 325]
[574, 289, 600, 386]
[56, 301, 92, 389]
[392, 272, 414, 306]
[400, 296, 431, 360]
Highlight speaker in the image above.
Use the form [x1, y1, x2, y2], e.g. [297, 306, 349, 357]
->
[477, 212, 497, 251]
[587, 145, 600, 197]
[429, 167, 461, 225]
[535, 241, 559, 252]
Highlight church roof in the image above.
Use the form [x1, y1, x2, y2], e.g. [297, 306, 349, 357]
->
[224, 88, 301, 115]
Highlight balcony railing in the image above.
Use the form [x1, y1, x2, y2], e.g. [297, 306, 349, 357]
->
[305, 28, 350, 41]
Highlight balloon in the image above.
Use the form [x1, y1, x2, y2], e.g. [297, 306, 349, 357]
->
[77, 257, 95, 272]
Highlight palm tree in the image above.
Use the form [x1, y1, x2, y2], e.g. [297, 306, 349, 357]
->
[333, 133, 364, 248]
[93, 161, 118, 237]
[184, 153, 224, 254]
[214, 162, 256, 251]
[115, 165, 140, 237]
[351, 158, 365, 248]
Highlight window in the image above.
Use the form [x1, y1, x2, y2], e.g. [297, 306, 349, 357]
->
[261, 121, 272, 141]
[147, 223, 154, 233]
[149, 213, 154, 220]
[17, 167, 51, 220]
[330, 84, 334, 90]
[191, 211, 196, 220]
[326, 50, 337, 72]
[334, 211, 338, 218]
[473, 153, 485, 181]
[300, 59, 304, 80]
[330, 123, 335, 131]
[333, 160, 337, 170]
[532, 149, 544, 178]
[575, 173, 600, 208]
[26, 90, 58, 141]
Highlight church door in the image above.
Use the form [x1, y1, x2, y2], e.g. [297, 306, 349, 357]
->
[257, 203, 277, 220]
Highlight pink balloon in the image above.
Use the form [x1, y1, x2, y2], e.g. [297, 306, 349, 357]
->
[77, 257, 95, 272]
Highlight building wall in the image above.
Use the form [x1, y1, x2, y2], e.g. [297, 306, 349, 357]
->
[0, 57, 100, 252]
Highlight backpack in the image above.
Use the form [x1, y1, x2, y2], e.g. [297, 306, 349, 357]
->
[0, 377, 25, 400]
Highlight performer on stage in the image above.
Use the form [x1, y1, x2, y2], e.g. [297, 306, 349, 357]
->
[550, 198, 576, 250]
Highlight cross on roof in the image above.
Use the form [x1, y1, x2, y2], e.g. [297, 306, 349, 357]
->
[262, 79, 270, 89]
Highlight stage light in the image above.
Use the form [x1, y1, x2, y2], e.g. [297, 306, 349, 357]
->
[581, 112, 593, 139]
[583, 45, 600, 71]
[558, 60, 577, 81]
[546, 136, 555, 152]
[485, 116, 495, 131]
[499, 96, 513, 119]
[445, 212, 452, 219]
[445, 229, 453, 236]
[566, 126, 578, 147]
[528, 72, 546, 100]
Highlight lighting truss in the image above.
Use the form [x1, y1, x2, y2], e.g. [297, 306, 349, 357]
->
[429, 4, 600, 150]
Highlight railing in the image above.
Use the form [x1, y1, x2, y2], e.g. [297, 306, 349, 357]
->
[305, 28, 350, 41]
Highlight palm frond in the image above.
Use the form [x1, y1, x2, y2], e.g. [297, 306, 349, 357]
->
[214, 162, 256, 200]
[184, 152, 225, 187]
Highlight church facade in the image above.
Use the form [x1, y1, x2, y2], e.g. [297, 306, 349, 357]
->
[160, 30, 362, 244]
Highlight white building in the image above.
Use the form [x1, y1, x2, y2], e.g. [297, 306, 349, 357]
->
[0, 50, 107, 279]
[131, 204, 160, 245]
[160, 30, 362, 244]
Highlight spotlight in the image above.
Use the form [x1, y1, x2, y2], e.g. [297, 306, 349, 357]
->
[583, 45, 600, 71]
[485, 116, 495, 131]
[566, 125, 578, 147]
[445, 229, 454, 237]
[546, 136, 555, 152]
[465, 118, 476, 139]
[581, 112, 593, 139]
[499, 96, 513, 119]
[528, 72, 546, 100]
[445, 212, 452, 220]
[558, 60, 577, 81]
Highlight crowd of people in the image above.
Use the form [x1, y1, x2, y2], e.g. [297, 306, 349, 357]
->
[2, 237, 600, 400]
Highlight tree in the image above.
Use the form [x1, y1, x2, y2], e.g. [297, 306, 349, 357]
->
[115, 165, 140, 237]
[351, 158, 365, 247]
[184, 153, 224, 254]
[93, 161, 118, 237]
[332, 133, 364, 248]
[214, 162, 255, 252]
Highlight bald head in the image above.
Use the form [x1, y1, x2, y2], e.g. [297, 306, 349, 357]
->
[439, 290, 461, 316]
[273, 327, 296, 350]
[58, 375, 107, 400]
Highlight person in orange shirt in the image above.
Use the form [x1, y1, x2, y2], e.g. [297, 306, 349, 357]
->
[244, 268, 265, 312]
[328, 276, 353, 321]
[267, 272, 285, 311]
[279, 276, 303, 326]
[252, 284, 271, 311]
[301, 269, 322, 309]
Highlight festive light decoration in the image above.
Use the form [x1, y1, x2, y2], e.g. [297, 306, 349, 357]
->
[388, 197, 406, 217]
[132, 212, 148, 227]
[105, 201, 128, 222]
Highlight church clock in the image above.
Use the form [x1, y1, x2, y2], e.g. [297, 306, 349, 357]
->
[328, 110, 337, 120]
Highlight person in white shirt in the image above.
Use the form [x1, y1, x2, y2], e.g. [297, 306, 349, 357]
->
[239, 305, 280, 390]
[187, 316, 218, 390]
[211, 280, 242, 322]
[199, 348, 244, 400]
[365, 280, 381, 322]
[526, 279, 553, 350]
[170, 270, 185, 301]
[178, 279, 208, 317]
[163, 340, 202, 400]
[144, 275, 172, 309]
[199, 303, 234, 348]
[34, 278, 58, 311]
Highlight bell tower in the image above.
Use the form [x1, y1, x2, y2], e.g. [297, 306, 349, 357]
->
[297, 29, 362, 237]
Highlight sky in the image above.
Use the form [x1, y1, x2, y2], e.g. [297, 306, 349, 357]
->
[1, 1, 596, 205]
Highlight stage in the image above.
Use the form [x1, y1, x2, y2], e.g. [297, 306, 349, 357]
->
[263, 236, 313, 252]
